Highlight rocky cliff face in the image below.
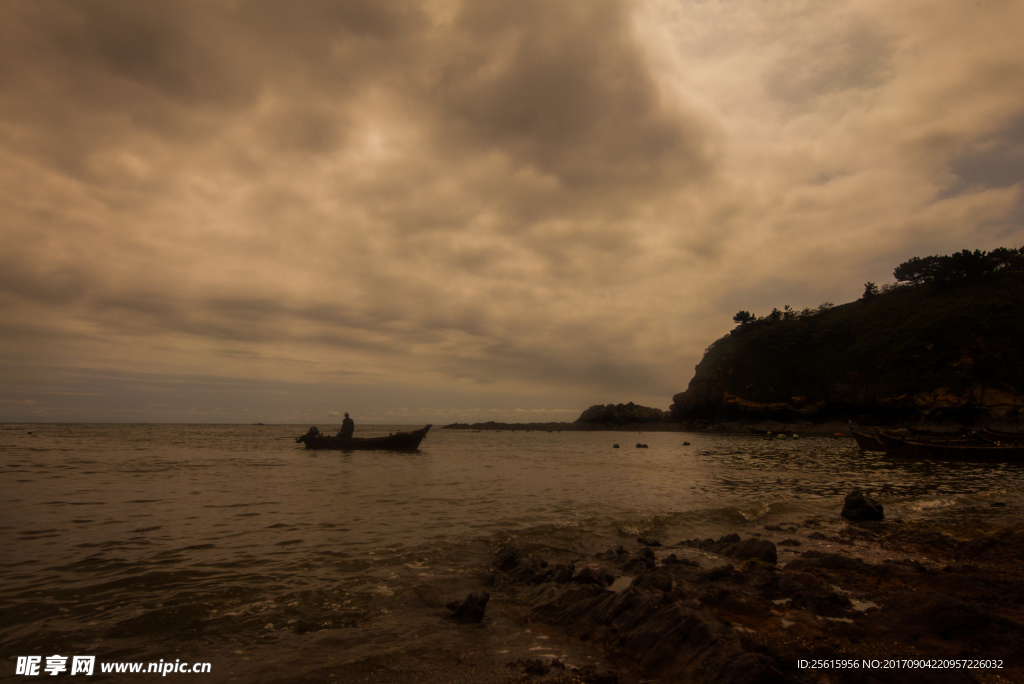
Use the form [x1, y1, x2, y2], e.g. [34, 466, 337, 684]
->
[577, 402, 671, 425]
[671, 272, 1024, 425]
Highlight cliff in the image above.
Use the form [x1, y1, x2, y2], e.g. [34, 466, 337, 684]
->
[671, 270, 1024, 425]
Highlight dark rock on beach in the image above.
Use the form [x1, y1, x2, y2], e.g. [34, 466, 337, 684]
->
[621, 546, 657, 574]
[595, 545, 628, 561]
[523, 582, 792, 684]
[445, 592, 489, 623]
[679, 533, 778, 564]
[572, 566, 614, 587]
[841, 489, 885, 521]
[710, 535, 778, 565]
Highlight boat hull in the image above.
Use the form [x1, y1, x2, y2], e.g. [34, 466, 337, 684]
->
[876, 430, 1024, 462]
[297, 425, 431, 451]
[850, 429, 887, 453]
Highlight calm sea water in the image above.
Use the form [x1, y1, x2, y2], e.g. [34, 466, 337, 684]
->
[3, 423, 1023, 681]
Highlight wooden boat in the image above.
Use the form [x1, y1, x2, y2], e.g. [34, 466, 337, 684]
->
[875, 430, 1024, 462]
[850, 429, 887, 453]
[296, 425, 431, 451]
[979, 428, 1024, 446]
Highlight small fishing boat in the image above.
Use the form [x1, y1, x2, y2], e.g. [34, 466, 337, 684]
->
[296, 425, 431, 451]
[875, 430, 1024, 462]
[979, 428, 1024, 446]
[850, 428, 887, 453]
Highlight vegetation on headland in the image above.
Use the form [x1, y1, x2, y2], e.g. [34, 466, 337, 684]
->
[672, 247, 1024, 426]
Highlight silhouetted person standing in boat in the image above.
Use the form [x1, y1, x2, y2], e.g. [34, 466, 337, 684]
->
[337, 412, 355, 438]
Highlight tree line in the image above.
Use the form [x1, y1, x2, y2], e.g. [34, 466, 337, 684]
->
[733, 245, 1024, 330]
[890, 246, 1024, 285]
[731, 302, 833, 328]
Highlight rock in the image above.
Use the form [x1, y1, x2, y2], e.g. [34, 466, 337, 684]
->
[708, 535, 778, 564]
[527, 584, 792, 683]
[631, 571, 672, 592]
[571, 665, 618, 684]
[573, 566, 614, 587]
[697, 565, 734, 583]
[493, 546, 522, 572]
[841, 489, 884, 521]
[622, 546, 658, 573]
[661, 554, 700, 567]
[533, 562, 576, 584]
[596, 545, 628, 560]
[636, 443, 648, 448]
[637, 537, 661, 547]
[576, 402, 671, 425]
[623, 558, 656, 573]
[508, 658, 563, 675]
[446, 592, 489, 623]
[509, 557, 548, 583]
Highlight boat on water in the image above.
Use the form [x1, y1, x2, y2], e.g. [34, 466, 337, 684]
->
[873, 429, 1024, 462]
[296, 425, 432, 451]
[850, 429, 887, 453]
[979, 428, 1024, 446]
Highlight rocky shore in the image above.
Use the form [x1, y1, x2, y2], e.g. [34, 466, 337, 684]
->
[443, 497, 1024, 684]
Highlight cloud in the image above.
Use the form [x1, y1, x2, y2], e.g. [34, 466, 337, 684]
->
[1, 0, 1022, 422]
[431, 0, 715, 193]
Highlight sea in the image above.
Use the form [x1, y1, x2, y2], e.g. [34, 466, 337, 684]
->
[3, 423, 1023, 682]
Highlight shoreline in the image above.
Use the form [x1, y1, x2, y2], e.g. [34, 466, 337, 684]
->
[303, 496, 1024, 683]
[441, 420, 857, 435]
[441, 419, 1021, 437]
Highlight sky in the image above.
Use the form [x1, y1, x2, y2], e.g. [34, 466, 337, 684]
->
[1, 0, 1023, 424]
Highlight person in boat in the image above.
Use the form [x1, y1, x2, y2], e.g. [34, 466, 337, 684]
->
[336, 412, 355, 439]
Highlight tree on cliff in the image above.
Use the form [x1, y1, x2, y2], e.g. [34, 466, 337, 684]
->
[893, 247, 1024, 285]
[732, 310, 755, 327]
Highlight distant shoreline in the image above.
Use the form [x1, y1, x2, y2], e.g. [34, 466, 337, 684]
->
[441, 420, 856, 435]
[442, 421, 687, 432]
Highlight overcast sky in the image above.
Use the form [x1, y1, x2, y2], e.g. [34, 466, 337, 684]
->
[2, 0, 1022, 424]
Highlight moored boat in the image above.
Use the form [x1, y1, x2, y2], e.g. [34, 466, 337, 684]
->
[979, 428, 1024, 446]
[875, 430, 1024, 462]
[296, 425, 432, 451]
[850, 429, 887, 453]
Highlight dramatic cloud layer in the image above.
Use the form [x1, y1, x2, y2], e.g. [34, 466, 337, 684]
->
[2, 0, 1022, 422]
